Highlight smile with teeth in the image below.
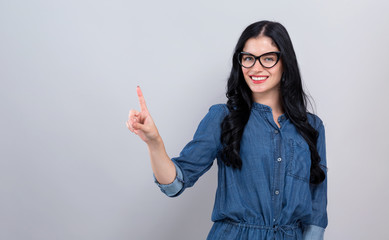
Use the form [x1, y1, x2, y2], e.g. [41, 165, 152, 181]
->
[250, 75, 268, 84]
[251, 76, 268, 81]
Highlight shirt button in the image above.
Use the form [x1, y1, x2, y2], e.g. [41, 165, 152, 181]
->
[275, 190, 280, 195]
[277, 157, 282, 162]
[274, 130, 279, 134]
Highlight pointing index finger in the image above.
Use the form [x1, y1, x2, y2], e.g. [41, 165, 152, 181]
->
[137, 86, 149, 113]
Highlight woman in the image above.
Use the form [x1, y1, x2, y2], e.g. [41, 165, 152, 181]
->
[127, 20, 327, 240]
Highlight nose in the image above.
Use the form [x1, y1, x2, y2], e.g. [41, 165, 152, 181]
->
[251, 59, 265, 71]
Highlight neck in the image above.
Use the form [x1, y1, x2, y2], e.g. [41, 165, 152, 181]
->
[252, 90, 284, 114]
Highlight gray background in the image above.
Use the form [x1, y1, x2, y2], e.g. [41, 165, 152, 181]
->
[1, 0, 388, 239]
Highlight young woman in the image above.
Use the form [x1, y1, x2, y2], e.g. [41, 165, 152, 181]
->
[127, 20, 327, 240]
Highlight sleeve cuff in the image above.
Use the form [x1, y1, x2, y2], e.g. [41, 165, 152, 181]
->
[154, 163, 184, 197]
[303, 225, 325, 240]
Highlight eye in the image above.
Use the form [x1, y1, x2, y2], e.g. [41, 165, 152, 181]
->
[260, 52, 279, 63]
[242, 55, 254, 62]
[263, 57, 275, 62]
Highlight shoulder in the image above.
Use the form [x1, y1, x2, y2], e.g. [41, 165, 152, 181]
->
[209, 103, 228, 112]
[208, 103, 229, 115]
[307, 112, 324, 130]
[198, 104, 228, 127]
[194, 104, 228, 135]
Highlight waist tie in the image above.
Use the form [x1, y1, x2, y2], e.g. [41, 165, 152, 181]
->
[223, 220, 301, 237]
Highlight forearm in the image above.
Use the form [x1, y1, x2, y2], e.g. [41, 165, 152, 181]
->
[147, 136, 176, 185]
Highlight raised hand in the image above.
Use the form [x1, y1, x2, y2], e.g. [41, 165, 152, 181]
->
[127, 86, 160, 143]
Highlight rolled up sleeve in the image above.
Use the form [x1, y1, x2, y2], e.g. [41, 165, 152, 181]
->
[303, 224, 325, 240]
[154, 163, 184, 197]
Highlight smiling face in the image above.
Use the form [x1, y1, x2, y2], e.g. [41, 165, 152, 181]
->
[241, 36, 283, 102]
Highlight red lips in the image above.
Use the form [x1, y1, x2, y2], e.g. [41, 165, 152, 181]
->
[250, 75, 268, 84]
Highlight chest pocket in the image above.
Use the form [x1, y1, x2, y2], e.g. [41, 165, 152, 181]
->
[287, 138, 311, 183]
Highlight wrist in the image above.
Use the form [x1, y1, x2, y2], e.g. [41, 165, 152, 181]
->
[146, 135, 163, 148]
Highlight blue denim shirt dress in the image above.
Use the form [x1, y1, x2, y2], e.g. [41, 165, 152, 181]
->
[155, 103, 328, 239]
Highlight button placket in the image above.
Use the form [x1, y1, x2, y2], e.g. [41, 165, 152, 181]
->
[272, 124, 283, 227]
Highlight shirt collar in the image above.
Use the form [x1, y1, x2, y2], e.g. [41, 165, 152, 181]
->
[252, 102, 289, 120]
[252, 102, 272, 112]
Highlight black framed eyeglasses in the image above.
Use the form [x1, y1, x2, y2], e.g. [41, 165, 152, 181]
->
[238, 51, 281, 68]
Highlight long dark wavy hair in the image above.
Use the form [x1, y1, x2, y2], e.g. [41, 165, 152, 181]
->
[220, 20, 325, 184]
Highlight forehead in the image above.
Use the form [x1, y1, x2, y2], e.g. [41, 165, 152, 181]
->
[243, 36, 279, 55]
